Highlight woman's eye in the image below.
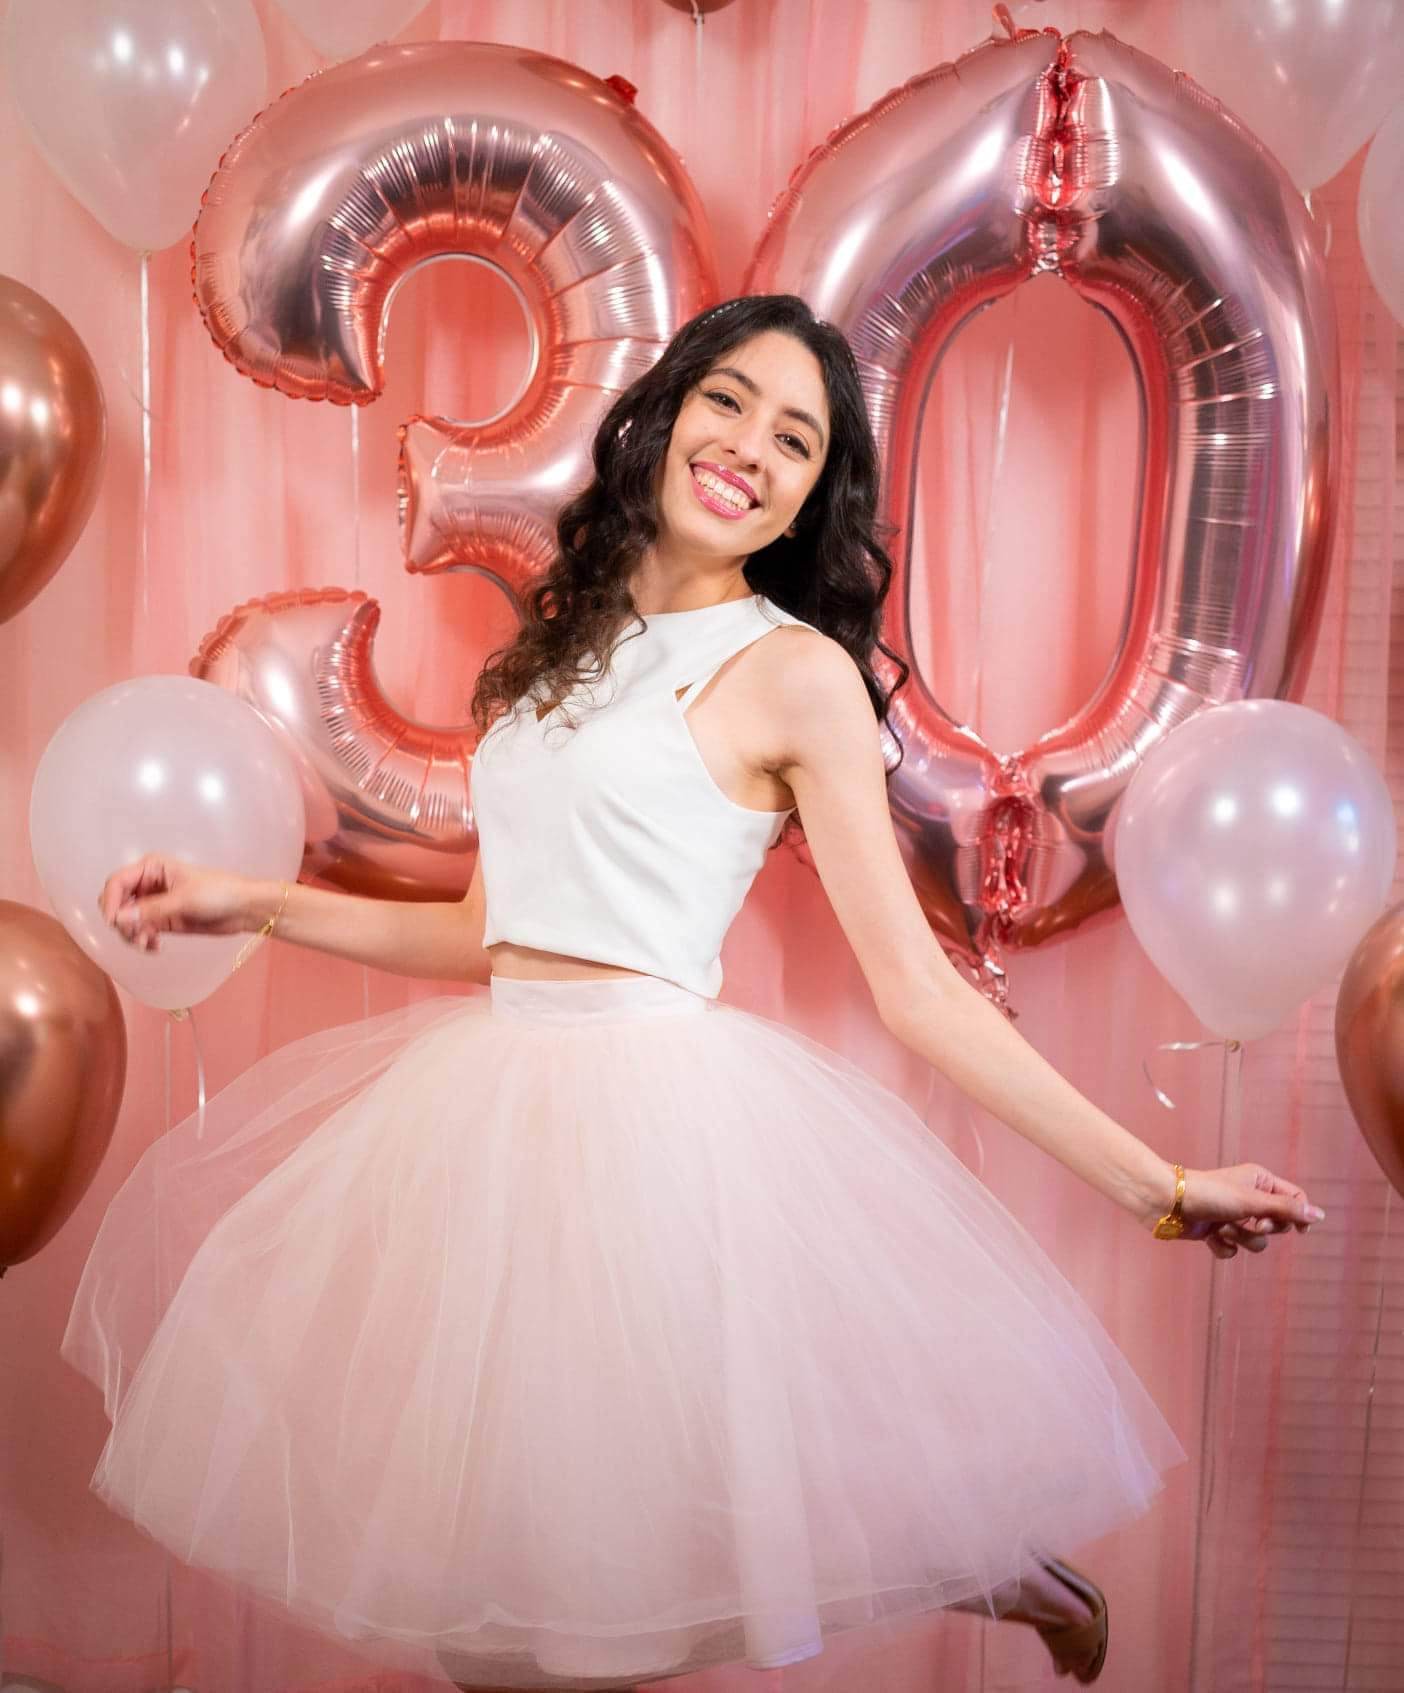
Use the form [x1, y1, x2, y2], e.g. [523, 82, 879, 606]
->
[704, 389, 810, 459]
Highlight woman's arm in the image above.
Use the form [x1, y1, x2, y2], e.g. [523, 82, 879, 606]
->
[759, 629, 1324, 1246]
[105, 851, 493, 985]
[240, 853, 492, 984]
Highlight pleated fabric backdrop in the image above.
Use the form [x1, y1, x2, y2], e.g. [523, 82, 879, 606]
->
[1, 2, 1398, 1689]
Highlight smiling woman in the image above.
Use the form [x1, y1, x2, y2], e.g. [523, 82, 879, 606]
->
[466, 293, 904, 745]
[72, 293, 1322, 1693]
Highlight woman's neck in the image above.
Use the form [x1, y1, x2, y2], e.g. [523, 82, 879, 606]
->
[625, 558, 753, 617]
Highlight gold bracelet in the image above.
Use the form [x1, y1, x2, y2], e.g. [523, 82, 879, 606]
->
[231, 880, 291, 975]
[1152, 1162, 1187, 1240]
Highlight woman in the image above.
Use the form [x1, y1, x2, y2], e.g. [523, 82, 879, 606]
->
[74, 294, 1322, 1692]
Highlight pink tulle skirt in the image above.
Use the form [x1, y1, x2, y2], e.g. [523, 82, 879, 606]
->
[63, 973, 1187, 1689]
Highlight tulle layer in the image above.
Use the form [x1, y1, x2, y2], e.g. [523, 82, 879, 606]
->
[63, 973, 1187, 1689]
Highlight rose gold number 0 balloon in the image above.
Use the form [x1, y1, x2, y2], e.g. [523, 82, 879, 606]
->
[749, 28, 1338, 984]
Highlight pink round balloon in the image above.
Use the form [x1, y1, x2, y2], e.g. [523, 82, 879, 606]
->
[29, 676, 307, 1012]
[747, 28, 1339, 980]
[2, 0, 267, 253]
[1113, 701, 1398, 1042]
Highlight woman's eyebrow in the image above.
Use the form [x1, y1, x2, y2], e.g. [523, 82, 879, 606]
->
[706, 365, 827, 449]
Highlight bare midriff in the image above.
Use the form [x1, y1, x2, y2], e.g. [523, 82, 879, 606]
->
[485, 941, 653, 982]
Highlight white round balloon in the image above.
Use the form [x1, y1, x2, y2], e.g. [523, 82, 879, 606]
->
[1113, 700, 1398, 1040]
[1179, 0, 1404, 193]
[2, 0, 267, 252]
[30, 675, 306, 1012]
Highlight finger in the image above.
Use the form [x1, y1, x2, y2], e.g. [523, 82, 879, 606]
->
[1227, 1223, 1269, 1253]
[103, 860, 160, 924]
[100, 871, 139, 925]
[123, 856, 172, 908]
[1259, 1168, 1325, 1220]
[1253, 1189, 1324, 1230]
[1214, 1222, 1268, 1254]
[117, 895, 175, 940]
[1207, 1235, 1236, 1259]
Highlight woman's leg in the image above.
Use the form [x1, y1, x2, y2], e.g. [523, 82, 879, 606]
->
[947, 1560, 1095, 1626]
[946, 1558, 1107, 1683]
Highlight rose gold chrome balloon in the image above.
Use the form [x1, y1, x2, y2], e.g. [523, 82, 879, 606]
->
[191, 41, 716, 582]
[189, 43, 714, 894]
[1335, 902, 1404, 1202]
[0, 277, 106, 626]
[747, 28, 1339, 975]
[192, 588, 488, 899]
[0, 900, 126, 1276]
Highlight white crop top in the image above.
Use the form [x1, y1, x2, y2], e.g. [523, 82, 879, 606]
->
[469, 592, 817, 998]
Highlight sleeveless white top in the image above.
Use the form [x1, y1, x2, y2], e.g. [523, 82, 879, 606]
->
[469, 592, 817, 998]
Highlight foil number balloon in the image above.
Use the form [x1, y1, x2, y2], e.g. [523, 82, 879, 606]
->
[748, 29, 1339, 978]
[190, 42, 717, 897]
[190, 30, 1338, 947]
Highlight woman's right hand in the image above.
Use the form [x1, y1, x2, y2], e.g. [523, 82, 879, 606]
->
[98, 854, 258, 952]
[1140, 1160, 1325, 1259]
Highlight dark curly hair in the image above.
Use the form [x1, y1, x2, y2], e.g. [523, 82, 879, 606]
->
[470, 294, 909, 807]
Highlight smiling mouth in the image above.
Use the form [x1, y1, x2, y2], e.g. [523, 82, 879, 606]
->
[690, 464, 758, 519]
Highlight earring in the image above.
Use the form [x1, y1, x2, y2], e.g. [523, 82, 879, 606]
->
[784, 523, 797, 538]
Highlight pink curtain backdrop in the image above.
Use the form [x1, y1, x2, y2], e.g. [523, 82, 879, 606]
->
[2, 2, 1400, 1689]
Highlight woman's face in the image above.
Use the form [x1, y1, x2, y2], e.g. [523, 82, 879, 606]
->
[654, 329, 830, 563]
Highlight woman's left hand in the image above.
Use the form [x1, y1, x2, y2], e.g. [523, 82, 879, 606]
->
[1148, 1162, 1325, 1260]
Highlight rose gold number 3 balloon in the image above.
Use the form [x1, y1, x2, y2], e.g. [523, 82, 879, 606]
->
[190, 43, 716, 896]
[748, 28, 1339, 981]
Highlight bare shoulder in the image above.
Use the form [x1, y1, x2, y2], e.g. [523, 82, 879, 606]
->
[749, 623, 876, 768]
[754, 621, 866, 699]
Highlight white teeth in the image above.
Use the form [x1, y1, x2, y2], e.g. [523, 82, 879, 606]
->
[693, 467, 752, 510]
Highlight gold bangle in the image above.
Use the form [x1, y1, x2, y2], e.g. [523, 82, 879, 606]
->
[231, 880, 291, 975]
[1152, 1162, 1187, 1240]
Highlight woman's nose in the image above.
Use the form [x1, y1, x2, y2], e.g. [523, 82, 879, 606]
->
[721, 419, 767, 467]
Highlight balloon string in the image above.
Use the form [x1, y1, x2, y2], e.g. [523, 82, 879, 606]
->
[1302, 189, 1333, 260]
[1188, 1038, 1245, 1686]
[352, 396, 369, 1016]
[1142, 1035, 1242, 1111]
[692, 6, 704, 101]
[187, 1006, 208, 1141]
[158, 1012, 175, 1681]
[139, 250, 152, 628]
[351, 404, 362, 590]
[1344, 1180, 1392, 1671]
